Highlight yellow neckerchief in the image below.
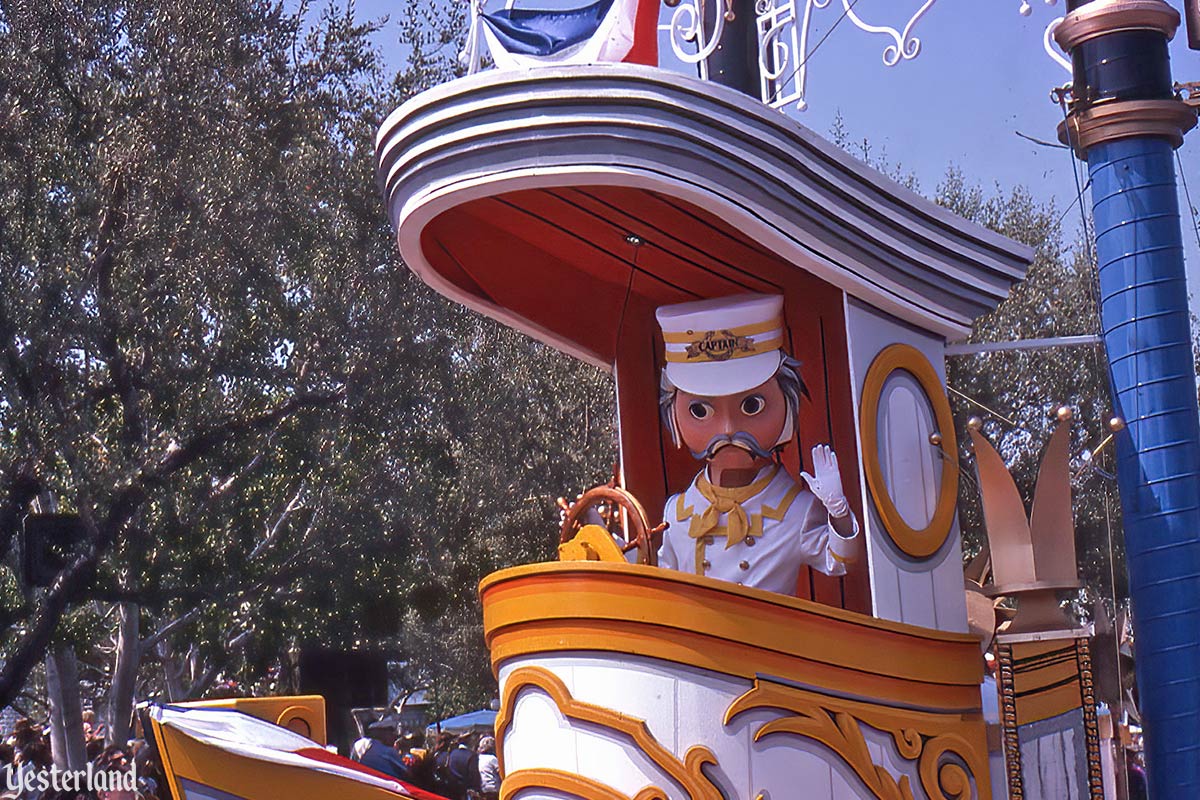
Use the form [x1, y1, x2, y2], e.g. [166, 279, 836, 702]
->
[689, 466, 778, 549]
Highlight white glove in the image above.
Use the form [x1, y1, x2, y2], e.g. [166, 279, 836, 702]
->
[800, 444, 850, 518]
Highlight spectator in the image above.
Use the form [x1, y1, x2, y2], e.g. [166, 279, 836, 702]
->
[433, 734, 479, 800]
[395, 734, 424, 778]
[131, 739, 161, 799]
[91, 745, 136, 800]
[11, 735, 51, 800]
[9, 720, 38, 754]
[1, 742, 14, 788]
[350, 722, 410, 783]
[1126, 749, 1147, 800]
[405, 733, 448, 793]
[476, 736, 499, 800]
[80, 712, 105, 747]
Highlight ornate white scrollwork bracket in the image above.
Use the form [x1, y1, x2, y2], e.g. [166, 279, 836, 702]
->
[756, 0, 813, 110]
[754, 0, 939, 112]
[1018, 0, 1072, 74]
[841, 0, 936, 67]
[1043, 17, 1072, 73]
[660, 0, 733, 81]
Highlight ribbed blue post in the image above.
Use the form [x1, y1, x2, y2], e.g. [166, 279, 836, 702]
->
[1089, 135, 1200, 795]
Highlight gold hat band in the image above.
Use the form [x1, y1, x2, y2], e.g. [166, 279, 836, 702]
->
[661, 317, 782, 345]
[664, 335, 783, 364]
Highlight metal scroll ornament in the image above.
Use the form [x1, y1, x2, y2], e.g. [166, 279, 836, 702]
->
[665, 0, 735, 75]
[749, 0, 939, 111]
[1016, 0, 1072, 73]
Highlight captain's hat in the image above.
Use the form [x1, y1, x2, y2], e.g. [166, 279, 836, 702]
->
[656, 294, 786, 396]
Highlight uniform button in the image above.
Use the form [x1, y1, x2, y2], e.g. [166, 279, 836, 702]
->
[745, 536, 756, 547]
[702, 559, 711, 569]
[704, 535, 714, 545]
[739, 560, 750, 570]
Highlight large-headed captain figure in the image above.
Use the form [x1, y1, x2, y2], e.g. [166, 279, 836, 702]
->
[656, 294, 860, 595]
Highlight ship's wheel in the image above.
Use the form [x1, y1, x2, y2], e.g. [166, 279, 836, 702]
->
[557, 469, 665, 566]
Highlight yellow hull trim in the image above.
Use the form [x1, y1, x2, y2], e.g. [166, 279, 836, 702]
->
[482, 561, 985, 713]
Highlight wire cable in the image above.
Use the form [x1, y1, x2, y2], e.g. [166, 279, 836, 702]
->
[1175, 149, 1200, 255]
[946, 385, 1021, 429]
[767, 0, 862, 105]
[1058, 96, 1102, 328]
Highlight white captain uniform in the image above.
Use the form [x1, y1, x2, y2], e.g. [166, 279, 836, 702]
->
[658, 464, 858, 595]
[653, 292, 860, 595]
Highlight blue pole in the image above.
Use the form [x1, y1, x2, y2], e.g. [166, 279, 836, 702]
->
[1089, 136, 1200, 795]
[1056, 1, 1200, 795]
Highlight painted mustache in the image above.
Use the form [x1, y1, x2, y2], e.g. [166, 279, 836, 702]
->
[692, 432, 774, 461]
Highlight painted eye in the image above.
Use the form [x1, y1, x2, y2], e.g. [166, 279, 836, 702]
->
[741, 395, 766, 416]
[689, 401, 713, 420]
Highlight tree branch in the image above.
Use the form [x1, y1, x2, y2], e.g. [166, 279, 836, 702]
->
[185, 663, 222, 701]
[90, 170, 142, 450]
[0, 547, 98, 710]
[1, 362, 342, 715]
[1, 441, 145, 708]
[0, 290, 37, 408]
[139, 607, 202, 657]
[0, 463, 41, 563]
[251, 477, 308, 560]
[146, 389, 344, 485]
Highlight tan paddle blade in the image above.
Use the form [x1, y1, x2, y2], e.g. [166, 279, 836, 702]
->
[1029, 421, 1078, 585]
[969, 428, 1034, 588]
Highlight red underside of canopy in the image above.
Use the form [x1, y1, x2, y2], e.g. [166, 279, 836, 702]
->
[421, 186, 811, 364]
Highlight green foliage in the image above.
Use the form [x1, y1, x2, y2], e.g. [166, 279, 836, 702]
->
[937, 169, 1126, 610]
[0, 0, 617, 722]
[0, 0, 399, 705]
[389, 314, 616, 713]
[829, 109, 921, 192]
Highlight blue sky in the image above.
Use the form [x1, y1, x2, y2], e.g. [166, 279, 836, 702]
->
[359, 0, 1200, 322]
[785, 0, 1200, 307]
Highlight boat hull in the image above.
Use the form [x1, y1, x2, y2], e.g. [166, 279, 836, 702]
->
[483, 562, 991, 800]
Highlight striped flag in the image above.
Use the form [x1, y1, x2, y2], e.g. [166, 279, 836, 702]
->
[480, 0, 658, 69]
[147, 704, 447, 800]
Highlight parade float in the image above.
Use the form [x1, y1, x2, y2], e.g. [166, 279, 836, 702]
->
[371, 1, 1198, 799]
[140, 1, 1200, 798]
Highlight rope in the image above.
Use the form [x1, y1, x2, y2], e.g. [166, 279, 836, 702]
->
[1052, 176, 1093, 231]
[1175, 149, 1200, 255]
[945, 384, 1021, 429]
[1063, 97, 1129, 725]
[1058, 95, 1103, 330]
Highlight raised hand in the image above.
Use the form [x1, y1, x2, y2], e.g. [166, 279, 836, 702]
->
[800, 444, 850, 518]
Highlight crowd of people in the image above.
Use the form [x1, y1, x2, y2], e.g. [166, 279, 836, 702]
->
[4, 706, 505, 800]
[350, 725, 499, 800]
[1, 714, 162, 800]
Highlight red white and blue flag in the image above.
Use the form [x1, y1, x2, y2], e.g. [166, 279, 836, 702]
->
[148, 704, 446, 800]
[480, 0, 658, 69]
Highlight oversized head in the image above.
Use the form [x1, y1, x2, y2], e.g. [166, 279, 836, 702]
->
[657, 294, 803, 484]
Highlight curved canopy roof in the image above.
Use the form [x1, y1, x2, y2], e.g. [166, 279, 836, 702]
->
[376, 65, 1034, 363]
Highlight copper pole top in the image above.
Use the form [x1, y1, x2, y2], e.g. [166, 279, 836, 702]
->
[1054, 0, 1181, 51]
